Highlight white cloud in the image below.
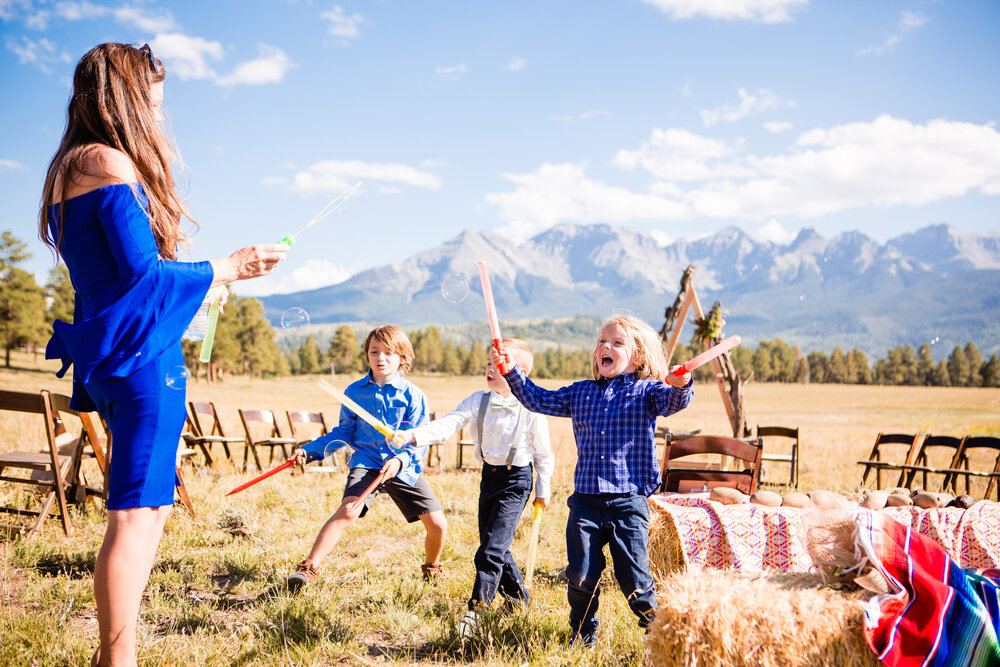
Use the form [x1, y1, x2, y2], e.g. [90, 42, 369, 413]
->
[435, 64, 467, 80]
[25, 10, 49, 29]
[485, 162, 684, 232]
[4, 35, 71, 72]
[613, 128, 753, 181]
[763, 121, 792, 134]
[53, 1, 176, 32]
[501, 56, 526, 71]
[487, 115, 1000, 229]
[856, 10, 929, 57]
[289, 160, 441, 194]
[700, 88, 795, 126]
[552, 109, 609, 123]
[149, 33, 224, 80]
[0, 158, 26, 171]
[753, 219, 793, 244]
[238, 258, 354, 296]
[0, 1, 31, 21]
[641, 0, 808, 23]
[217, 45, 295, 87]
[259, 175, 289, 188]
[321, 5, 365, 41]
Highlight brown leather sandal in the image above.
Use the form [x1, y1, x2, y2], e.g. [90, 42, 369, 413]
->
[421, 562, 443, 581]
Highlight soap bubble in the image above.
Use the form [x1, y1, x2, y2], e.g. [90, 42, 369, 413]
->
[503, 234, 528, 260]
[387, 420, 415, 453]
[281, 307, 310, 329]
[322, 439, 350, 468]
[441, 274, 469, 303]
[165, 366, 188, 390]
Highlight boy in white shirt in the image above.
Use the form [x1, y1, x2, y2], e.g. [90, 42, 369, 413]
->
[395, 339, 553, 634]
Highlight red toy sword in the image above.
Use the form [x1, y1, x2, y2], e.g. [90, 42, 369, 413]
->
[226, 459, 295, 496]
[348, 468, 391, 513]
[478, 261, 509, 370]
[671, 335, 742, 376]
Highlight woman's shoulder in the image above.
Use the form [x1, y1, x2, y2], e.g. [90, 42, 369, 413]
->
[57, 145, 138, 200]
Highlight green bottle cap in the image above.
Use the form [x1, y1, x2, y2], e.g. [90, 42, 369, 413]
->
[278, 233, 296, 247]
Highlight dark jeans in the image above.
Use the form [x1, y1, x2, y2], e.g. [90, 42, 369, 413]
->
[565, 492, 657, 636]
[469, 463, 533, 610]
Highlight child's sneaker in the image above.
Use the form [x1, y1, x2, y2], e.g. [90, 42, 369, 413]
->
[457, 610, 480, 638]
[287, 560, 319, 592]
[421, 562, 443, 581]
[569, 629, 597, 649]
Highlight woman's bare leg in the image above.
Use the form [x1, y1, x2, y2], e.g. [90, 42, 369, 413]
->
[93, 506, 171, 667]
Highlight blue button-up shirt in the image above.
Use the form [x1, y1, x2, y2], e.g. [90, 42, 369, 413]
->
[505, 368, 693, 496]
[303, 372, 429, 487]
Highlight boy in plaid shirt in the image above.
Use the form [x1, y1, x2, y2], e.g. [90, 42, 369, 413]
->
[491, 315, 692, 646]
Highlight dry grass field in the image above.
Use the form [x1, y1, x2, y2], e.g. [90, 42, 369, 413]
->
[1, 350, 998, 666]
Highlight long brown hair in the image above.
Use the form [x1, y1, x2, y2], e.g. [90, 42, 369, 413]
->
[39, 42, 193, 260]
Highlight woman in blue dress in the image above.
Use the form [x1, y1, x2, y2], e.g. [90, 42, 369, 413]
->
[39, 43, 288, 667]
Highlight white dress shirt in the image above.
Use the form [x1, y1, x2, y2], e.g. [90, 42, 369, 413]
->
[410, 390, 554, 500]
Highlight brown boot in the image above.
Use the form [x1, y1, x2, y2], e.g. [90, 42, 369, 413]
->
[421, 562, 443, 581]
[287, 560, 319, 592]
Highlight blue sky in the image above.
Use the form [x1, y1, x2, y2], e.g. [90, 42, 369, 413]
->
[2, 0, 998, 296]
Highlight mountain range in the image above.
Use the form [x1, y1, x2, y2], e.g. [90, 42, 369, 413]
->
[261, 223, 1000, 358]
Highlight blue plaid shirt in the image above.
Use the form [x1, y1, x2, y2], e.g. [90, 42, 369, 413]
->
[302, 372, 429, 487]
[505, 367, 693, 496]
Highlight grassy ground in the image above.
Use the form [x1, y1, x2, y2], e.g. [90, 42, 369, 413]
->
[1, 351, 998, 666]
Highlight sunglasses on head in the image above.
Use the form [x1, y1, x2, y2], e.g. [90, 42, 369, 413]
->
[139, 43, 159, 74]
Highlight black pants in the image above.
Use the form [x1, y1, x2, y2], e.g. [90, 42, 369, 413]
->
[469, 463, 533, 609]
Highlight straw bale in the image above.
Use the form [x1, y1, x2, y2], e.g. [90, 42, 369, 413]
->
[649, 507, 688, 577]
[646, 569, 878, 667]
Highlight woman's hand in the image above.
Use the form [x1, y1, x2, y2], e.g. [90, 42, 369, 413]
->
[211, 243, 288, 285]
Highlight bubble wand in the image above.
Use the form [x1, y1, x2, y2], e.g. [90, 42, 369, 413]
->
[524, 503, 544, 589]
[278, 181, 362, 248]
[198, 182, 363, 363]
[671, 335, 742, 376]
[477, 261, 506, 365]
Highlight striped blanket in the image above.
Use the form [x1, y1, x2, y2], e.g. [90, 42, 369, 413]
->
[855, 510, 1000, 667]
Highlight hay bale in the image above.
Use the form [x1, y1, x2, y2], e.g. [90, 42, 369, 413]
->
[647, 569, 879, 667]
[649, 507, 688, 577]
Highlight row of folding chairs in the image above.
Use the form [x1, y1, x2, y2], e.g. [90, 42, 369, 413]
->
[858, 433, 1000, 499]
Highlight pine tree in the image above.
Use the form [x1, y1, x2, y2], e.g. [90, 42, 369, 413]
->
[440, 341, 462, 375]
[932, 359, 951, 386]
[44, 263, 74, 325]
[298, 334, 322, 374]
[828, 348, 848, 383]
[463, 342, 488, 375]
[327, 325, 362, 376]
[916, 344, 936, 386]
[807, 351, 828, 383]
[964, 342, 982, 387]
[0, 267, 47, 366]
[415, 326, 444, 372]
[981, 354, 1000, 388]
[947, 346, 970, 387]
[233, 297, 280, 378]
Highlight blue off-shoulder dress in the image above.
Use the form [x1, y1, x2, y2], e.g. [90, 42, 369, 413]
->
[45, 183, 213, 509]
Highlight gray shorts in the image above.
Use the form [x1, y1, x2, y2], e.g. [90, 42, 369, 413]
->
[345, 467, 442, 523]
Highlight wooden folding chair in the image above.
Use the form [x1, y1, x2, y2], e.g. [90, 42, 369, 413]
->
[938, 436, 1000, 500]
[0, 389, 96, 536]
[756, 425, 800, 488]
[186, 401, 243, 468]
[897, 434, 966, 491]
[857, 433, 920, 488]
[239, 409, 298, 472]
[661, 434, 763, 494]
[287, 410, 341, 471]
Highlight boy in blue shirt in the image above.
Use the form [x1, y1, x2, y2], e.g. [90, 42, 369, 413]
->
[394, 339, 554, 635]
[287, 325, 448, 589]
[491, 315, 693, 646]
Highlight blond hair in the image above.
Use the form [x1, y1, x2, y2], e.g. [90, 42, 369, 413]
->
[40, 43, 193, 260]
[501, 338, 534, 374]
[364, 325, 414, 375]
[590, 314, 669, 381]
